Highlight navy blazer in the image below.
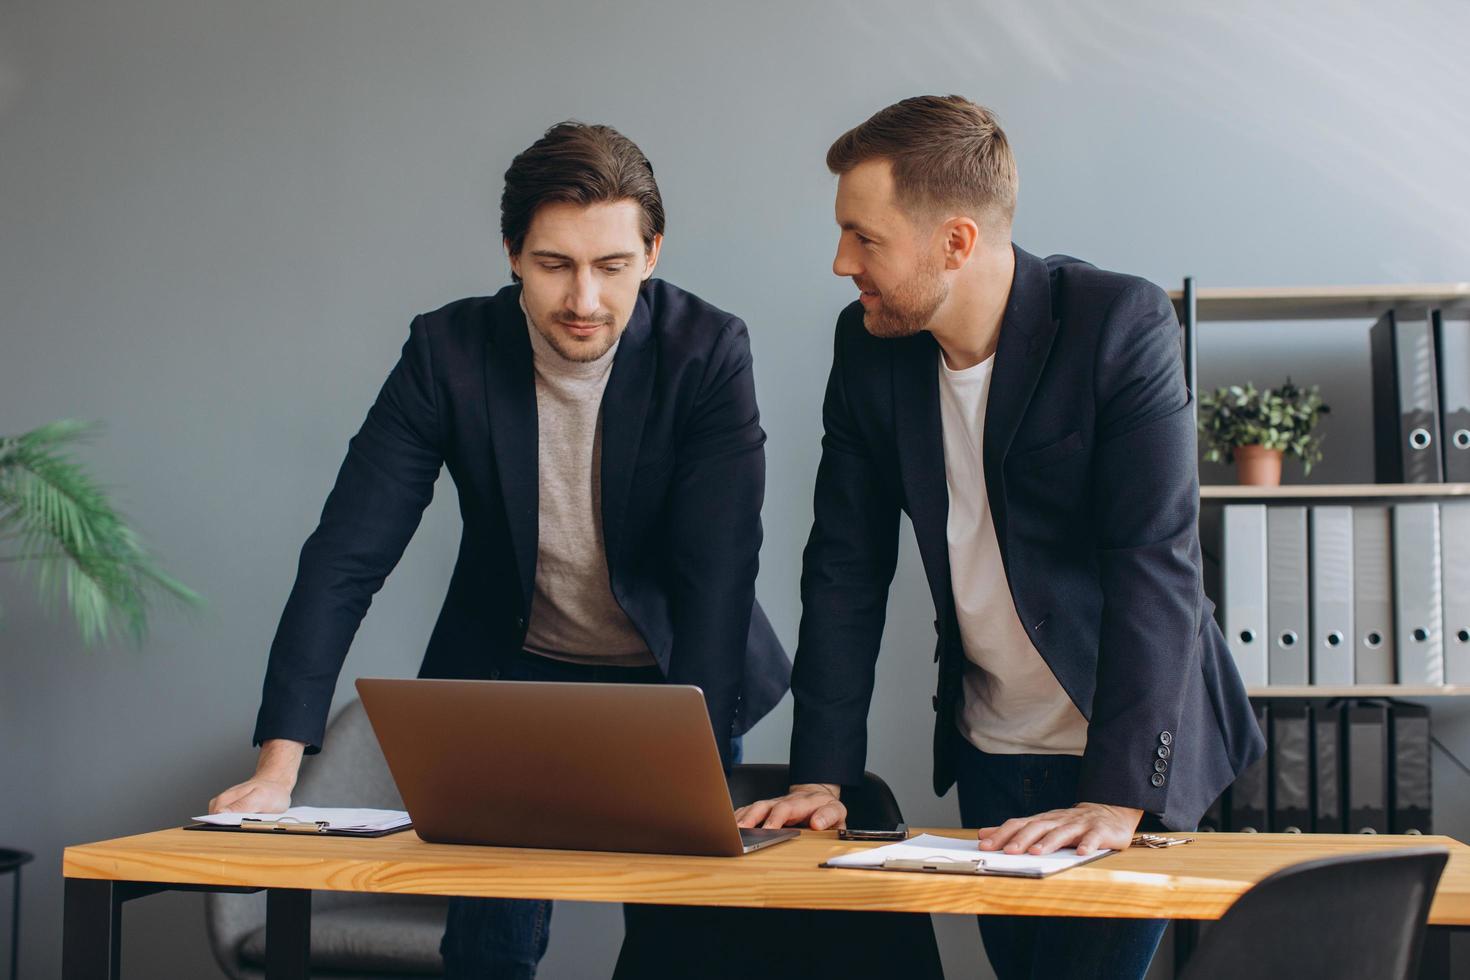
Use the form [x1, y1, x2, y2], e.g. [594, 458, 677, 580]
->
[789, 246, 1263, 830]
[253, 279, 791, 767]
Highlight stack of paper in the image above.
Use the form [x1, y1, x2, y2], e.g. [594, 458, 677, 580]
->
[192, 806, 410, 833]
[825, 833, 1111, 878]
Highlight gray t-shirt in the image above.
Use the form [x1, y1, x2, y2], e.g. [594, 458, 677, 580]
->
[521, 311, 655, 667]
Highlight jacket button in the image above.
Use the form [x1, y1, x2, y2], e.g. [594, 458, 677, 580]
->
[1159, 731, 1173, 746]
[931, 695, 940, 712]
[515, 615, 527, 631]
[1151, 772, 1166, 788]
[1154, 758, 1169, 773]
[1156, 745, 1171, 760]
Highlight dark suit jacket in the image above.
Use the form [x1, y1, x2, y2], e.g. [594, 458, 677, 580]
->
[253, 279, 791, 768]
[788, 246, 1264, 830]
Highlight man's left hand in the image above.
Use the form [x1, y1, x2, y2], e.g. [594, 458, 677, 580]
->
[977, 802, 1144, 857]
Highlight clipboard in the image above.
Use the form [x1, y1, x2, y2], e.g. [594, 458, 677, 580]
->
[183, 818, 413, 838]
[820, 849, 1113, 879]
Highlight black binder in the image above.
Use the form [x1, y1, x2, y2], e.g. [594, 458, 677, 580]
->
[1230, 703, 1269, 832]
[1390, 702, 1432, 834]
[1312, 701, 1344, 833]
[1434, 312, 1470, 483]
[1345, 701, 1390, 833]
[1370, 309, 1444, 484]
[1268, 701, 1311, 833]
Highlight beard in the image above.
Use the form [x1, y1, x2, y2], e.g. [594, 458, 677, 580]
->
[529, 309, 619, 363]
[859, 264, 948, 339]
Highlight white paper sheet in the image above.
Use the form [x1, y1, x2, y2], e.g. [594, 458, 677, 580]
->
[192, 806, 410, 832]
[825, 833, 1110, 876]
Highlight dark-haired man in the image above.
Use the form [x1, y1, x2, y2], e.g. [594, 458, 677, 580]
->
[738, 96, 1263, 979]
[208, 121, 790, 978]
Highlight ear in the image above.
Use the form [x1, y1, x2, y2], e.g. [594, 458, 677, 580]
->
[940, 217, 980, 270]
[505, 238, 521, 279]
[641, 233, 664, 280]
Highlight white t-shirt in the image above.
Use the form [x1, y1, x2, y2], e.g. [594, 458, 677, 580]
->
[937, 352, 1088, 756]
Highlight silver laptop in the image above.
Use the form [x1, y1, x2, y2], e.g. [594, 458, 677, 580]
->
[356, 677, 798, 856]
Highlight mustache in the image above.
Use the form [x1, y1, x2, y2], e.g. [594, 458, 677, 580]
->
[554, 312, 615, 326]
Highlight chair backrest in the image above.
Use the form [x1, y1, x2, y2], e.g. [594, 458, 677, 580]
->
[291, 698, 404, 808]
[726, 764, 906, 829]
[205, 699, 434, 979]
[1180, 846, 1449, 980]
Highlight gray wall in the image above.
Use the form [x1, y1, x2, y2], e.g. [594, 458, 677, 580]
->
[3, 1, 1469, 977]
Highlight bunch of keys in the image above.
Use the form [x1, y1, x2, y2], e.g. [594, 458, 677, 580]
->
[1131, 833, 1193, 849]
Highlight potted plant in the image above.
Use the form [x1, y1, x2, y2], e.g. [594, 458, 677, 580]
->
[1198, 380, 1329, 486]
[1, 420, 200, 643]
[0, 420, 201, 967]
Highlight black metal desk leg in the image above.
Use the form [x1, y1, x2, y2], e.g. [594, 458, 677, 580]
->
[1173, 919, 1200, 975]
[10, 865, 20, 980]
[265, 888, 311, 980]
[62, 879, 122, 980]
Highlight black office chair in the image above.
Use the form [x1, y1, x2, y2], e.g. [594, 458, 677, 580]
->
[1180, 847, 1448, 980]
[615, 764, 944, 980]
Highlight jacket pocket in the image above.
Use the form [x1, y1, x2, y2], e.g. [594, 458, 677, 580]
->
[1006, 430, 1084, 472]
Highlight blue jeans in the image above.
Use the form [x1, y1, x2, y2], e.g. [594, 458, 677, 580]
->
[439, 648, 741, 979]
[954, 737, 1168, 980]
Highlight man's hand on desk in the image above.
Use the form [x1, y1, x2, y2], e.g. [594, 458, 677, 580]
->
[977, 802, 1144, 857]
[734, 783, 847, 831]
[206, 738, 304, 814]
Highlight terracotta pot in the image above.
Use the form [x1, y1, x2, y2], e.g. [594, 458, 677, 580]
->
[1235, 445, 1283, 486]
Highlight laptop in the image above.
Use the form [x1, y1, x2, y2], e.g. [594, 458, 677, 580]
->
[355, 677, 799, 856]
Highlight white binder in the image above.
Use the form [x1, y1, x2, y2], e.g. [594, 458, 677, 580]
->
[1309, 506, 1354, 686]
[1441, 501, 1470, 684]
[1393, 503, 1445, 685]
[1223, 505, 1269, 687]
[1352, 506, 1397, 685]
[1267, 507, 1310, 685]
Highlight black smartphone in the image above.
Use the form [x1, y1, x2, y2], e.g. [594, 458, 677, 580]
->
[837, 824, 909, 841]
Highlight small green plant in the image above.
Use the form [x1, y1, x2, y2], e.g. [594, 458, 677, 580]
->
[0, 420, 201, 645]
[1198, 379, 1330, 474]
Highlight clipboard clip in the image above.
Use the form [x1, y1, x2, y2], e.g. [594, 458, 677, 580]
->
[240, 817, 331, 834]
[881, 856, 988, 874]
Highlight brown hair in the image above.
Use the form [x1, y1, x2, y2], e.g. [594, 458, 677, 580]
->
[826, 95, 1018, 233]
[501, 121, 665, 274]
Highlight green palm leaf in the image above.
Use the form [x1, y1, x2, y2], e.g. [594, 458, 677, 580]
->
[0, 420, 202, 646]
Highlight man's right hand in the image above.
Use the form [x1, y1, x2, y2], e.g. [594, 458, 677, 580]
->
[207, 738, 305, 814]
[735, 783, 846, 830]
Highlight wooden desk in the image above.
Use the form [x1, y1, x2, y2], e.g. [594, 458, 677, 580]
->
[63, 829, 1470, 978]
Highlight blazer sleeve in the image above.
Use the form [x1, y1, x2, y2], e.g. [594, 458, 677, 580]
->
[1075, 282, 1202, 812]
[788, 319, 902, 787]
[663, 316, 766, 770]
[252, 316, 445, 753]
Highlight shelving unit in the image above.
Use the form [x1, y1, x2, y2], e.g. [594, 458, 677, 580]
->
[1169, 282, 1470, 323]
[1201, 483, 1470, 500]
[1183, 281, 1469, 860]
[1172, 280, 1470, 419]
[1182, 280, 1470, 699]
[1247, 686, 1470, 699]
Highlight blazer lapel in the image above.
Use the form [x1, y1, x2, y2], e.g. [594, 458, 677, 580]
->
[483, 287, 539, 613]
[892, 246, 1057, 621]
[893, 332, 954, 621]
[598, 290, 655, 570]
[983, 246, 1058, 533]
